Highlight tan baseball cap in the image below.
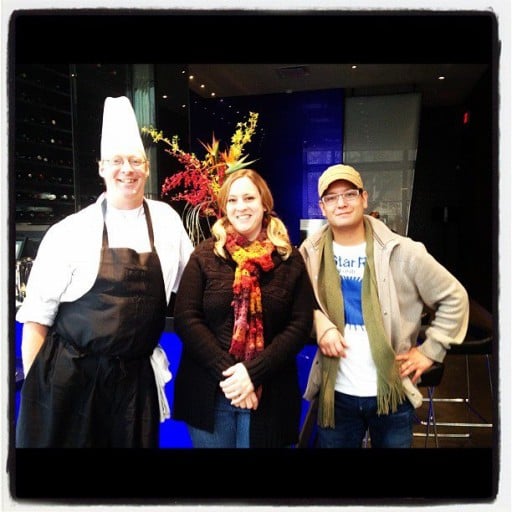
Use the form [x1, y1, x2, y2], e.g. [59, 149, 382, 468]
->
[318, 164, 363, 197]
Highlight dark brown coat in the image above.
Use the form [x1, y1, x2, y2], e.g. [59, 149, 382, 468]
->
[173, 238, 315, 448]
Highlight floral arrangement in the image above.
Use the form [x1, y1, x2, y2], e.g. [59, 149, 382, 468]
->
[142, 111, 259, 244]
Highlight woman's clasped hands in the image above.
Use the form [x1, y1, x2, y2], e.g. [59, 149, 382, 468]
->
[220, 362, 260, 410]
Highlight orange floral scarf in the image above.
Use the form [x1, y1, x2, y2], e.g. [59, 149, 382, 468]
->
[225, 229, 275, 361]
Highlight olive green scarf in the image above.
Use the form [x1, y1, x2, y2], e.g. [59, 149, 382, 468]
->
[316, 218, 405, 428]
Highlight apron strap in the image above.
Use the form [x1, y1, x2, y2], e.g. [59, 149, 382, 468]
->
[101, 198, 109, 248]
[142, 200, 156, 251]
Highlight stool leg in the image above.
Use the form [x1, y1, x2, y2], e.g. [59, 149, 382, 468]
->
[429, 386, 439, 448]
[465, 353, 493, 424]
[423, 386, 439, 448]
[487, 354, 493, 396]
[423, 393, 431, 448]
[465, 354, 471, 406]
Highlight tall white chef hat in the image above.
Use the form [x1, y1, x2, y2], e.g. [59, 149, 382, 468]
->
[100, 96, 146, 160]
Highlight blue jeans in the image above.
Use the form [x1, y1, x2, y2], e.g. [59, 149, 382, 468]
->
[187, 392, 251, 448]
[317, 391, 415, 448]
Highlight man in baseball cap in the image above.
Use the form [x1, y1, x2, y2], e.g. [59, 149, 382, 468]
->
[298, 162, 469, 449]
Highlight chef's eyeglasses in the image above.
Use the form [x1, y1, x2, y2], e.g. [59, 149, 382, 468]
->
[320, 189, 362, 206]
[102, 157, 147, 169]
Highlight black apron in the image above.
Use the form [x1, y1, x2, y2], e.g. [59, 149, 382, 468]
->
[16, 200, 167, 448]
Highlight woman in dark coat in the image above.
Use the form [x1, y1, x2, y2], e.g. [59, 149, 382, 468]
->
[173, 169, 315, 448]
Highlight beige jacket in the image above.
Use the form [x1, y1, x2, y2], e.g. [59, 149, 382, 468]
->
[299, 215, 469, 408]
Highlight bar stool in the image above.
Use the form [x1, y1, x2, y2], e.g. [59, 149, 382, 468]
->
[429, 298, 493, 437]
[413, 361, 445, 447]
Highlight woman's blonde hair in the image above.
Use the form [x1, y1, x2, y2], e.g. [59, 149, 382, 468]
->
[211, 169, 293, 260]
